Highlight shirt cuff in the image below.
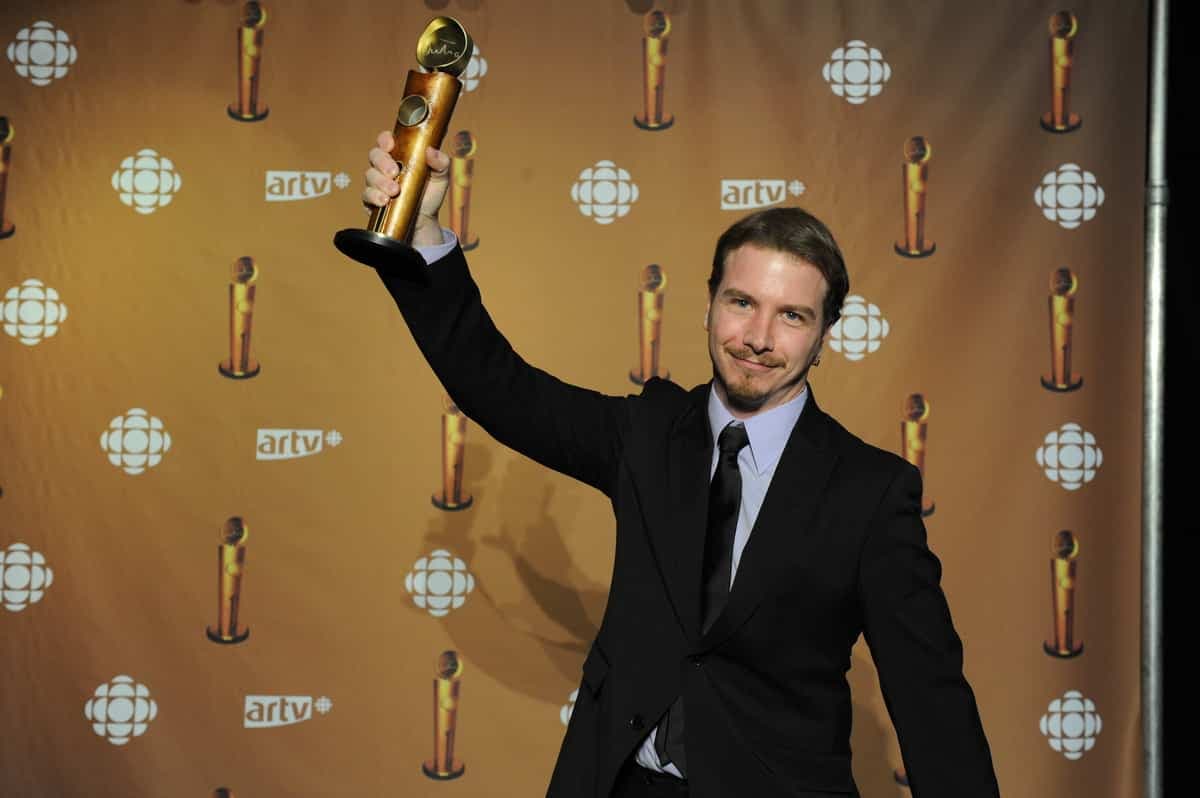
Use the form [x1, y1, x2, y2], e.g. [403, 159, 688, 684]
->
[412, 229, 458, 265]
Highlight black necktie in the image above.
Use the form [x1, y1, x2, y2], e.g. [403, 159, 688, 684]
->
[654, 421, 750, 777]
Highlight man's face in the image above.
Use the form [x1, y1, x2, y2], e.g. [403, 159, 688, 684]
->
[705, 244, 831, 419]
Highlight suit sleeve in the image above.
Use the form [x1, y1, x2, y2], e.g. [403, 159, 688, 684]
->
[374, 247, 625, 497]
[858, 462, 1000, 798]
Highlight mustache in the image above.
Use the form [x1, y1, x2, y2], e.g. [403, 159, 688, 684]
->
[725, 347, 784, 368]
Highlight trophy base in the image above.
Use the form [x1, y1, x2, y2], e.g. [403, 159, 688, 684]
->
[894, 241, 936, 258]
[219, 359, 261, 379]
[921, 502, 935, 518]
[206, 626, 250, 644]
[461, 237, 479, 252]
[633, 114, 674, 131]
[1041, 375, 1083, 392]
[0, 221, 13, 239]
[1040, 112, 1082, 133]
[334, 228, 428, 275]
[432, 493, 473, 511]
[629, 368, 669, 386]
[422, 760, 465, 780]
[1044, 641, 1084, 659]
[227, 104, 269, 122]
[894, 768, 910, 787]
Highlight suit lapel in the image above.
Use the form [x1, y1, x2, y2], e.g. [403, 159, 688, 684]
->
[655, 384, 712, 642]
[695, 390, 839, 653]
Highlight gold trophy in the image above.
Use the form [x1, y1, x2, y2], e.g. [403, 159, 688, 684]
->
[218, 257, 261, 379]
[0, 117, 14, 239]
[1040, 12, 1081, 133]
[629, 264, 669, 385]
[227, 2, 269, 122]
[633, 10, 674, 130]
[901, 394, 934, 517]
[422, 650, 465, 780]
[448, 130, 479, 251]
[1041, 267, 1082, 392]
[206, 517, 250, 644]
[1044, 530, 1083, 658]
[432, 399, 473, 510]
[894, 137, 935, 258]
[334, 18, 473, 271]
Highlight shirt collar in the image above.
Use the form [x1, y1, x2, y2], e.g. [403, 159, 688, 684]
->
[706, 384, 809, 476]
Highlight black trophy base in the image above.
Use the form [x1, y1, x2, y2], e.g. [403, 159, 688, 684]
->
[894, 769, 910, 787]
[921, 503, 935, 518]
[894, 241, 936, 258]
[0, 222, 13, 239]
[206, 625, 250, 645]
[1040, 112, 1082, 134]
[228, 104, 269, 122]
[629, 369, 669, 386]
[462, 237, 479, 252]
[422, 760, 465, 780]
[334, 228, 428, 274]
[633, 114, 674, 131]
[1041, 375, 1083, 392]
[432, 493, 473, 512]
[1044, 641, 1084, 659]
[219, 359, 260, 380]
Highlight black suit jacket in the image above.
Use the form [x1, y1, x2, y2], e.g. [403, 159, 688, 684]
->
[377, 247, 999, 798]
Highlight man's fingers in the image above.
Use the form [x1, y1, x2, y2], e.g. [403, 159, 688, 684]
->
[369, 147, 398, 177]
[376, 129, 393, 153]
[426, 146, 450, 176]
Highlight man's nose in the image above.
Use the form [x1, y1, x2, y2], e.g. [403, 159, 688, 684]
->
[742, 312, 773, 352]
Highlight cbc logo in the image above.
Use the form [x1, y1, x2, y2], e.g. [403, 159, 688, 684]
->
[85, 675, 158, 746]
[1036, 422, 1102, 490]
[827, 295, 889, 361]
[111, 149, 183, 215]
[1, 542, 53, 613]
[6, 20, 78, 87]
[404, 549, 475, 618]
[100, 409, 172, 476]
[1039, 690, 1102, 761]
[822, 40, 891, 105]
[571, 160, 639, 225]
[1034, 164, 1105, 230]
[561, 689, 578, 726]
[462, 46, 488, 92]
[3, 279, 68, 346]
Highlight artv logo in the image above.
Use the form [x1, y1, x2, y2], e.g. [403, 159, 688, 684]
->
[85, 675, 158, 745]
[7, 21, 77, 87]
[828, 295, 889, 362]
[264, 171, 351, 202]
[1036, 422, 1102, 490]
[720, 179, 806, 211]
[3, 278, 68, 346]
[1040, 690, 1102, 760]
[1, 542, 53, 612]
[255, 428, 343, 461]
[100, 409, 171, 475]
[244, 694, 333, 728]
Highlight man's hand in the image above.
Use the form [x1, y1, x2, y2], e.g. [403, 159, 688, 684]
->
[362, 130, 451, 247]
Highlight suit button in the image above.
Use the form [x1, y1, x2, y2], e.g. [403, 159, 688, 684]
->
[690, 656, 704, 668]
[629, 714, 645, 731]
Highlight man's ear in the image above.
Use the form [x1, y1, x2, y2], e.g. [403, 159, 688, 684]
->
[704, 299, 712, 330]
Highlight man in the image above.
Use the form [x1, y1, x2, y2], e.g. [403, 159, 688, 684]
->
[361, 134, 999, 798]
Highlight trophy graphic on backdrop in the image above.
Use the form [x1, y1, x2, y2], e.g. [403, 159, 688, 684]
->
[227, 2, 269, 122]
[213, 790, 235, 798]
[1041, 267, 1082, 391]
[629, 264, 669, 385]
[218, 257, 261, 379]
[432, 399, 473, 511]
[633, 10, 674, 130]
[1044, 530, 1083, 657]
[901, 394, 935, 517]
[1041, 11, 1081, 133]
[422, 650, 466, 780]
[334, 18, 473, 272]
[894, 136, 935, 258]
[448, 130, 479, 251]
[0, 117, 14, 239]
[206, 517, 250, 644]
[895, 766, 909, 787]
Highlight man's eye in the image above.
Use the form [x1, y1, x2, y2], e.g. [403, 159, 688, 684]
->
[732, 298, 750, 308]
